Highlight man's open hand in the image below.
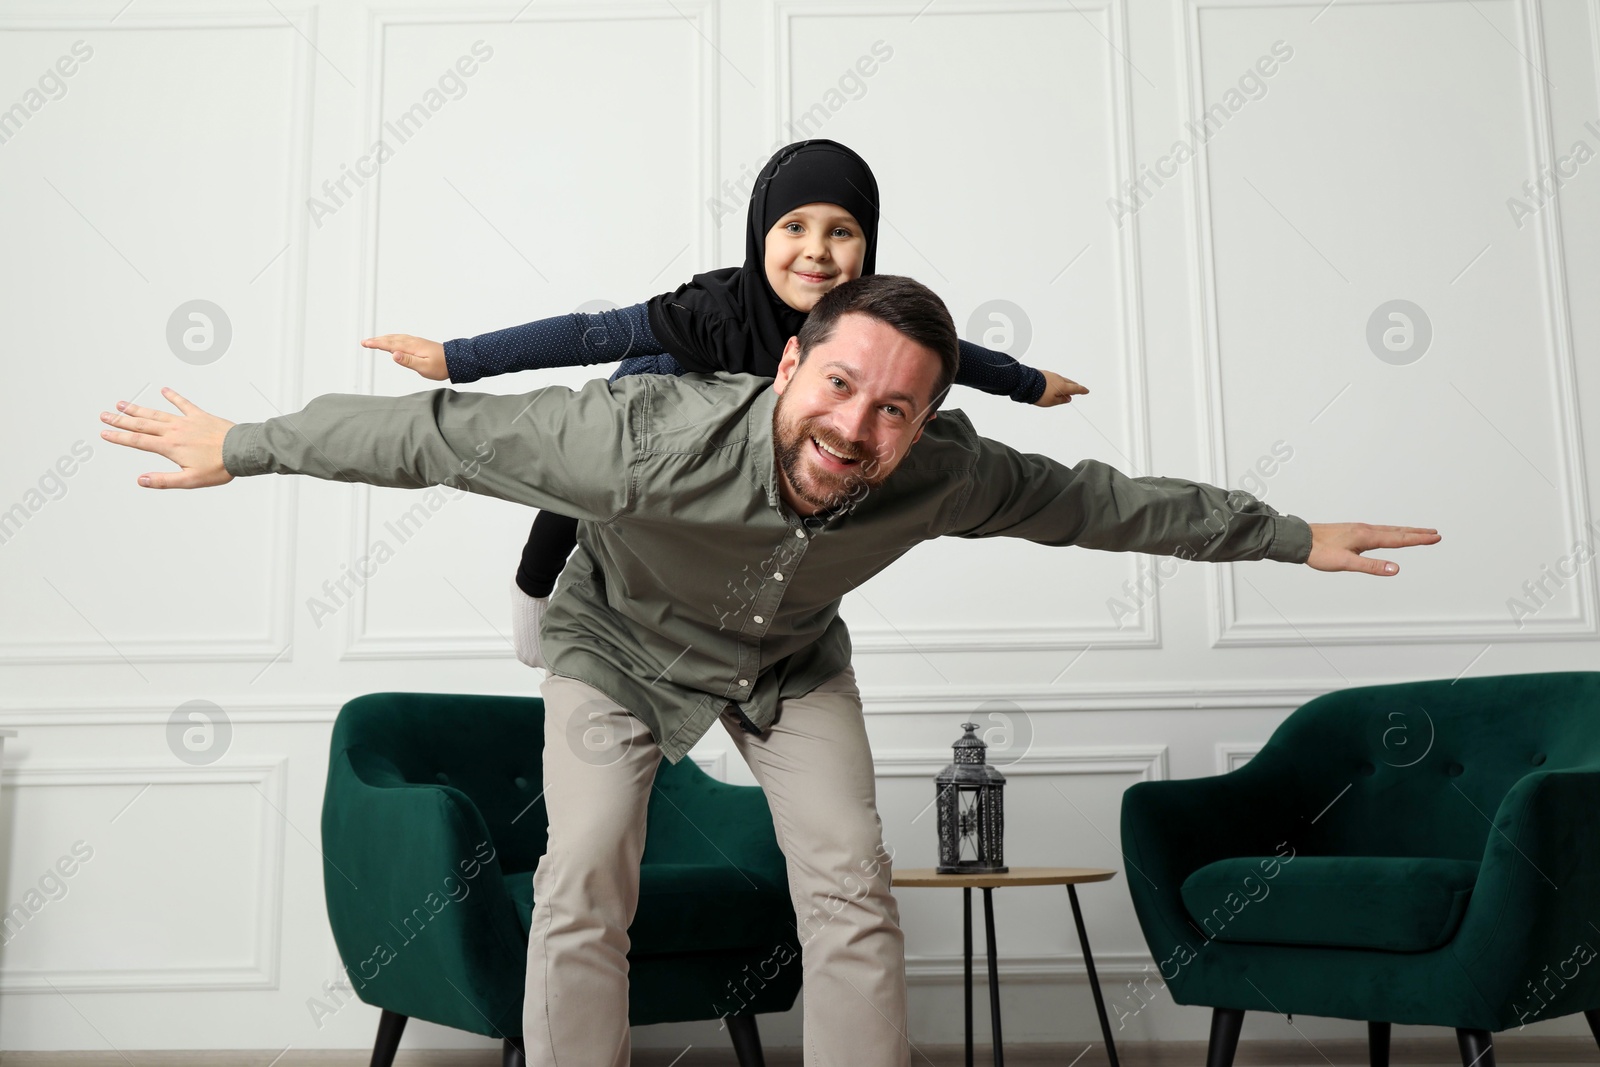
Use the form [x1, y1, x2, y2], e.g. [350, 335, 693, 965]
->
[1034, 370, 1089, 407]
[99, 387, 234, 489]
[1307, 523, 1440, 575]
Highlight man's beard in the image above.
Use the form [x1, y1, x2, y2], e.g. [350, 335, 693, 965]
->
[772, 392, 893, 511]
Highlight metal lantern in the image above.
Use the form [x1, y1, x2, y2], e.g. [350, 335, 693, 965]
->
[935, 722, 1008, 874]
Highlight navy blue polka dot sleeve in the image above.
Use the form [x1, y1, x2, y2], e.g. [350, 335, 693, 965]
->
[608, 353, 687, 381]
[440, 299, 1045, 402]
[956, 340, 1046, 404]
[442, 302, 665, 384]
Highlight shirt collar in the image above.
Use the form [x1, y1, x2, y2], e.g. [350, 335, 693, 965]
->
[747, 387, 785, 511]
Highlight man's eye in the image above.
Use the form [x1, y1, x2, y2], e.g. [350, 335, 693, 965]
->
[884, 405, 904, 418]
[829, 376, 846, 388]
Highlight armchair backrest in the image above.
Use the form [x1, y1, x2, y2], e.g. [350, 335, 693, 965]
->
[641, 755, 761, 867]
[331, 692, 555, 875]
[1248, 671, 1600, 861]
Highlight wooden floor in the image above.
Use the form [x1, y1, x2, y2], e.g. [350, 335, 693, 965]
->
[1, 1037, 1596, 1066]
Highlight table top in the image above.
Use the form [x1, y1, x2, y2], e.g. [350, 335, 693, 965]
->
[892, 866, 1117, 888]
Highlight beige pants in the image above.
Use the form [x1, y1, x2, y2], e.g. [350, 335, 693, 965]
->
[523, 665, 909, 1067]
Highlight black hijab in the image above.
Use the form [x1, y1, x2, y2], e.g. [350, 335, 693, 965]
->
[645, 139, 879, 376]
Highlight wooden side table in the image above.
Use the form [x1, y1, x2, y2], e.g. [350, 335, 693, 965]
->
[894, 866, 1120, 1067]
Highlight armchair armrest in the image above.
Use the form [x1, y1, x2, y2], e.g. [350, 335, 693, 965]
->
[1120, 755, 1303, 976]
[321, 745, 526, 1038]
[1447, 763, 1600, 1025]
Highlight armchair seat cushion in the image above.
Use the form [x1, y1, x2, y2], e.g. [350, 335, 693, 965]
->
[1180, 856, 1479, 953]
[504, 863, 792, 956]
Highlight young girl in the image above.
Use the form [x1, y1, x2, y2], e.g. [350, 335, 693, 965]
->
[362, 139, 1087, 668]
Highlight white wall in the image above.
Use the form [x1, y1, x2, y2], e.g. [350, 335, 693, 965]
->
[2, 0, 1597, 1053]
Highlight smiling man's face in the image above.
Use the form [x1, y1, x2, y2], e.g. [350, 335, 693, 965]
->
[770, 311, 942, 516]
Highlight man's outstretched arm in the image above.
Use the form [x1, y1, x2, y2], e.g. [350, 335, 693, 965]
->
[946, 437, 1439, 576]
[98, 381, 635, 522]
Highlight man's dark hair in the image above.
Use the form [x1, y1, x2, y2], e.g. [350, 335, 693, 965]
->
[795, 274, 960, 416]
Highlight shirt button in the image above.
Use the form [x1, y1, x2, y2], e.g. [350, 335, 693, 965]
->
[774, 572, 784, 581]
[753, 615, 764, 624]
[795, 529, 806, 539]
[738, 678, 749, 686]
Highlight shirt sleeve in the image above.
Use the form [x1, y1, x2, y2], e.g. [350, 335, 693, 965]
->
[608, 352, 687, 382]
[953, 340, 1046, 404]
[441, 302, 665, 384]
[220, 381, 635, 523]
[946, 436, 1312, 563]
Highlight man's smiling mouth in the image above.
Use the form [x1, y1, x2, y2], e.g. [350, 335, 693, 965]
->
[812, 435, 859, 466]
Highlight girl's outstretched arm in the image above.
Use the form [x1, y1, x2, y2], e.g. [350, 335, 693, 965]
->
[954, 340, 1088, 407]
[364, 302, 667, 385]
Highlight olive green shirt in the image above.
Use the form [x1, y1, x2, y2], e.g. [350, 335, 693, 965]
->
[222, 372, 1312, 763]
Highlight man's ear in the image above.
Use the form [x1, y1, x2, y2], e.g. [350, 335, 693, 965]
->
[773, 336, 802, 395]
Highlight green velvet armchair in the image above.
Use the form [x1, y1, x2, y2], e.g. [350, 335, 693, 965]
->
[1121, 671, 1600, 1067]
[320, 691, 802, 1067]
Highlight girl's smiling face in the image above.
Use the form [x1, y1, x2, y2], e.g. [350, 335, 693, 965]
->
[763, 202, 867, 312]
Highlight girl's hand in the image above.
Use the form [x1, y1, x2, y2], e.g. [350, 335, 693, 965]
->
[1035, 369, 1089, 407]
[362, 334, 449, 381]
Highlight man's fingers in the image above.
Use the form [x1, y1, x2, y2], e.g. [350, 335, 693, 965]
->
[1339, 549, 1399, 576]
[101, 410, 167, 435]
[1358, 548, 1399, 575]
[100, 428, 166, 454]
[1363, 527, 1442, 548]
[137, 471, 192, 490]
[111, 400, 172, 422]
[161, 387, 200, 415]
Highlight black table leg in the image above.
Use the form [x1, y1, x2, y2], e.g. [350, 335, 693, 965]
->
[964, 886, 974, 1067]
[1069, 884, 1121, 1067]
[983, 886, 1004, 1067]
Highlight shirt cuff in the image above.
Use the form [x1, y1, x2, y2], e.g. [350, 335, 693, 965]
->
[1266, 515, 1313, 564]
[442, 338, 481, 384]
[1010, 367, 1046, 405]
[222, 423, 268, 477]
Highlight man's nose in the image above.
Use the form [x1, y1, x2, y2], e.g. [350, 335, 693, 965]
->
[833, 396, 871, 441]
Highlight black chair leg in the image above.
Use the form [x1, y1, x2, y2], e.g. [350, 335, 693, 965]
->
[369, 1009, 407, 1067]
[1369, 1021, 1391, 1067]
[1456, 1028, 1495, 1067]
[1206, 1008, 1245, 1067]
[1585, 1009, 1600, 1052]
[502, 1037, 526, 1067]
[728, 1013, 766, 1067]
